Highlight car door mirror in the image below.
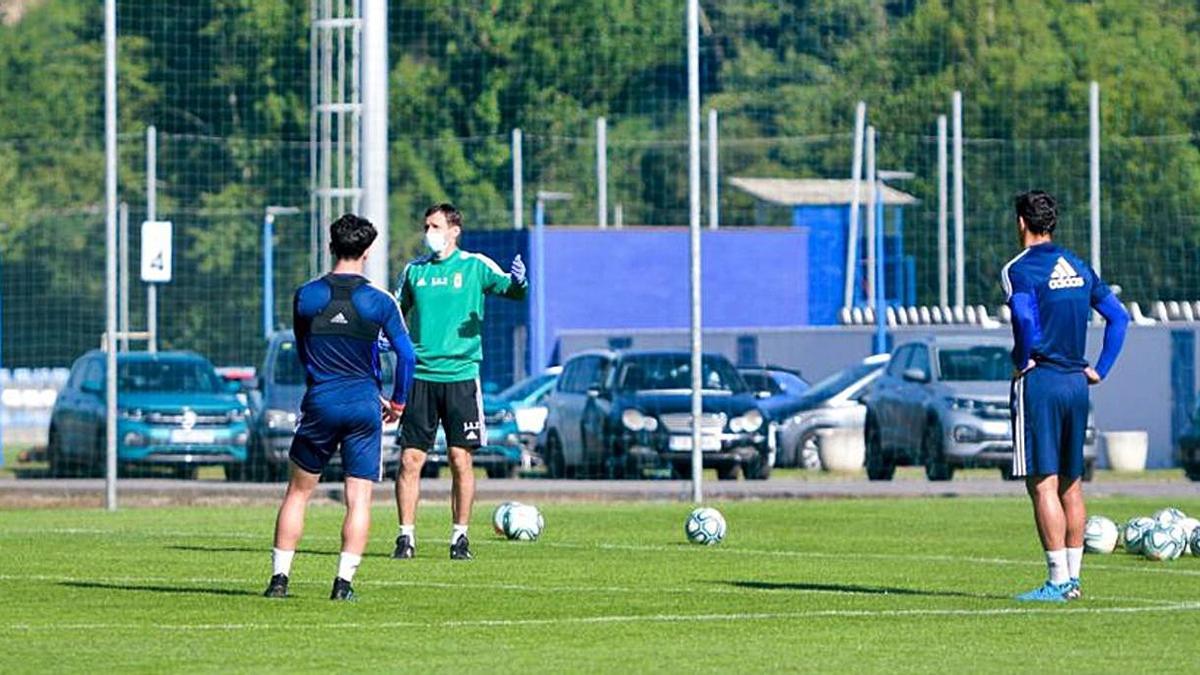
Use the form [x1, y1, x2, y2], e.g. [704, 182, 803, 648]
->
[902, 368, 930, 384]
[81, 379, 103, 395]
[586, 387, 602, 399]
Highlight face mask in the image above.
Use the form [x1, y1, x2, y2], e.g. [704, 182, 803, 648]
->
[425, 230, 447, 254]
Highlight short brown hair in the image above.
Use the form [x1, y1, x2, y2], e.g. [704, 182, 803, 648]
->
[424, 202, 463, 229]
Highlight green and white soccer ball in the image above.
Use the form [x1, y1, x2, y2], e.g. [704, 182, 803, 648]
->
[1083, 515, 1119, 554]
[502, 503, 544, 541]
[1142, 523, 1186, 561]
[492, 501, 522, 536]
[1123, 516, 1156, 554]
[1191, 526, 1200, 557]
[1176, 517, 1200, 554]
[685, 507, 726, 546]
[1153, 507, 1187, 527]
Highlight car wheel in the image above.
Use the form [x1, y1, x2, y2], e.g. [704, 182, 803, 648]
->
[86, 430, 106, 478]
[999, 465, 1021, 481]
[745, 455, 771, 480]
[1185, 464, 1200, 481]
[864, 414, 895, 481]
[47, 428, 69, 478]
[716, 464, 740, 481]
[922, 421, 954, 482]
[485, 463, 518, 479]
[172, 465, 199, 480]
[1081, 459, 1095, 482]
[546, 432, 567, 479]
[419, 462, 440, 479]
[224, 463, 246, 481]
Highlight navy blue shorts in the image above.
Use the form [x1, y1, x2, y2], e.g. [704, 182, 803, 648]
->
[289, 396, 383, 481]
[1010, 367, 1089, 479]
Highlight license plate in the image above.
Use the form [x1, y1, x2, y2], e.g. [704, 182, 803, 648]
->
[170, 429, 216, 444]
[669, 435, 722, 452]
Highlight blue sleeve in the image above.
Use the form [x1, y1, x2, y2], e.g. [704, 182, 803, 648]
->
[366, 290, 416, 405]
[1092, 290, 1129, 380]
[292, 288, 311, 369]
[1004, 266, 1040, 370]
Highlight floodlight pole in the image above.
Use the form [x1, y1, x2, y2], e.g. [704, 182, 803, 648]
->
[263, 206, 302, 340]
[687, 0, 703, 504]
[119, 201, 129, 352]
[104, 0, 118, 511]
[952, 91, 965, 308]
[146, 125, 157, 354]
[937, 115, 949, 308]
[362, 0, 389, 288]
[1089, 81, 1101, 278]
[865, 125, 877, 307]
[512, 128, 523, 229]
[596, 117, 608, 228]
[708, 108, 719, 230]
[844, 102, 866, 310]
[532, 191, 571, 372]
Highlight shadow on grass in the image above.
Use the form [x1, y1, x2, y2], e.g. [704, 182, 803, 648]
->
[720, 580, 1004, 600]
[61, 580, 259, 597]
[167, 544, 393, 559]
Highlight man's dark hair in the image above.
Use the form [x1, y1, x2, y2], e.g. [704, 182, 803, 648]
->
[1015, 190, 1057, 235]
[329, 213, 377, 260]
[424, 202, 463, 229]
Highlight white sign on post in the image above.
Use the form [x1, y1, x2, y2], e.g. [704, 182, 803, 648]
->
[140, 220, 173, 283]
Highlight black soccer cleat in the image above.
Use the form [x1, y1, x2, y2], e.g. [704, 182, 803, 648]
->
[392, 534, 415, 559]
[330, 577, 356, 601]
[450, 534, 473, 560]
[263, 574, 289, 598]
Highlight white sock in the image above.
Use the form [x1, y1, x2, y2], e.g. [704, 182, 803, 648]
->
[400, 524, 415, 544]
[1045, 549, 1069, 585]
[272, 548, 295, 578]
[1066, 547, 1084, 580]
[451, 524, 468, 544]
[337, 552, 362, 582]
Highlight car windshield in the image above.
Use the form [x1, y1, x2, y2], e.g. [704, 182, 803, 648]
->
[496, 373, 556, 402]
[740, 372, 773, 392]
[118, 359, 222, 393]
[617, 355, 747, 393]
[273, 340, 395, 386]
[801, 362, 882, 402]
[937, 346, 1011, 381]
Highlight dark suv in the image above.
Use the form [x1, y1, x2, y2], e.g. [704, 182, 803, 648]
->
[541, 350, 772, 480]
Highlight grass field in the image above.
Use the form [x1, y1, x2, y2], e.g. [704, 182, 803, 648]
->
[2, 497, 1200, 673]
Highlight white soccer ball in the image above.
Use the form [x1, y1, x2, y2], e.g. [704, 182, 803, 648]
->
[502, 503, 544, 541]
[1142, 523, 1186, 561]
[1123, 516, 1155, 554]
[685, 507, 727, 546]
[492, 501, 522, 536]
[1176, 517, 1200, 554]
[1191, 526, 1200, 557]
[1153, 507, 1187, 527]
[1083, 515, 1119, 554]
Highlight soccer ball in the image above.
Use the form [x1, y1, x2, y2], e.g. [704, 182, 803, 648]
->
[1191, 526, 1200, 557]
[492, 501, 522, 536]
[502, 503, 544, 541]
[1083, 516, 1119, 554]
[685, 507, 726, 546]
[1153, 507, 1187, 527]
[1122, 516, 1155, 554]
[1142, 523, 1186, 561]
[1176, 517, 1200, 554]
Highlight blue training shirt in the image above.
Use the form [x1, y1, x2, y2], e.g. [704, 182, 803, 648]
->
[293, 273, 416, 405]
[1002, 242, 1129, 378]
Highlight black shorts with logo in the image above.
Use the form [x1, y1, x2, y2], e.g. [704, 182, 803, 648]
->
[397, 378, 484, 451]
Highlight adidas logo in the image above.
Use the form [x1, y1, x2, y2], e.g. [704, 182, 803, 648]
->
[1048, 256, 1085, 290]
[465, 431, 478, 440]
[330, 312, 349, 325]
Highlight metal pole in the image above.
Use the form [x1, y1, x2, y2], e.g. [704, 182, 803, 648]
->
[119, 201, 129, 352]
[708, 108, 719, 230]
[952, 90, 965, 308]
[937, 114, 949, 308]
[512, 128, 523, 229]
[687, 0, 703, 504]
[263, 212, 275, 340]
[309, 0, 319, 277]
[1090, 81, 1101, 278]
[361, 0, 388, 287]
[104, 0, 118, 512]
[532, 199, 546, 370]
[146, 125, 157, 354]
[865, 125, 877, 307]
[844, 102, 866, 309]
[596, 117, 608, 228]
[872, 128, 886, 354]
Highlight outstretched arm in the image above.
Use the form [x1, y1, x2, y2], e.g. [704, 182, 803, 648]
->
[481, 254, 529, 301]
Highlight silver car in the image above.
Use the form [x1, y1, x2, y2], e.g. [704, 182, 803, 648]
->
[861, 336, 1097, 481]
[776, 354, 890, 469]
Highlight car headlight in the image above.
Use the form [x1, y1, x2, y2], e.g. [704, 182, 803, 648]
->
[730, 410, 764, 433]
[228, 408, 249, 422]
[952, 425, 982, 443]
[265, 409, 298, 430]
[120, 408, 144, 421]
[622, 409, 658, 432]
[946, 397, 982, 411]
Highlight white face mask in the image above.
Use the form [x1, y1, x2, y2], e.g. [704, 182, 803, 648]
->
[425, 230, 448, 254]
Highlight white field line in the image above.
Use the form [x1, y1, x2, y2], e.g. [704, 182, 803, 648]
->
[5, 527, 1200, 578]
[8, 602, 1200, 632]
[0, 573, 1177, 608]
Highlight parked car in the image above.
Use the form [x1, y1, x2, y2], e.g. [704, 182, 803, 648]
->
[738, 366, 810, 444]
[245, 331, 400, 481]
[775, 354, 890, 468]
[1175, 401, 1200, 481]
[861, 336, 1097, 481]
[486, 366, 561, 453]
[541, 350, 772, 480]
[48, 350, 250, 479]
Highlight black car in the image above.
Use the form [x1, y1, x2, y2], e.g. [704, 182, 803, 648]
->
[1176, 401, 1200, 481]
[541, 350, 772, 480]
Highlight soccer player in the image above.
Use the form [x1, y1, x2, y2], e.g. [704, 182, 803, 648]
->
[1003, 191, 1129, 602]
[392, 203, 528, 561]
[264, 214, 416, 601]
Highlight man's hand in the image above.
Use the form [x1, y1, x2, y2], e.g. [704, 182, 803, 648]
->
[1012, 359, 1036, 380]
[1083, 366, 1102, 385]
[509, 254, 526, 285]
[381, 397, 405, 424]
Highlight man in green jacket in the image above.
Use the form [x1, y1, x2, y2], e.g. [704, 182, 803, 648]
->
[392, 203, 528, 560]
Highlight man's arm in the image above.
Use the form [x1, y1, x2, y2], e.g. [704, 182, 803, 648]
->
[292, 288, 311, 369]
[377, 295, 417, 406]
[396, 265, 414, 316]
[480, 254, 528, 301]
[1090, 288, 1130, 381]
[1003, 267, 1040, 372]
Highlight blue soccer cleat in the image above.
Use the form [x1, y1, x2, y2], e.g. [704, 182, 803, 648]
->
[1015, 581, 1071, 603]
[1064, 578, 1082, 601]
